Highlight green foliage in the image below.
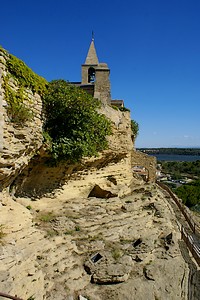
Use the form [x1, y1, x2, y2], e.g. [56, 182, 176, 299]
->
[111, 105, 119, 111]
[75, 225, 81, 231]
[165, 182, 177, 189]
[39, 212, 56, 222]
[139, 147, 200, 156]
[161, 160, 200, 178]
[0, 45, 8, 55]
[119, 106, 130, 112]
[6, 53, 47, 95]
[174, 180, 200, 208]
[3, 77, 33, 125]
[1, 47, 47, 126]
[131, 119, 139, 139]
[45, 230, 59, 238]
[111, 248, 122, 260]
[43, 80, 112, 162]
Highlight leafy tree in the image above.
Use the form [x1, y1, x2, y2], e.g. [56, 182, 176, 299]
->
[131, 119, 139, 139]
[161, 160, 200, 178]
[175, 180, 200, 207]
[43, 80, 112, 162]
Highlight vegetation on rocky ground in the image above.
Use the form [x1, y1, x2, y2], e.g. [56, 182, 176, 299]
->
[3, 76, 34, 125]
[175, 180, 200, 209]
[161, 160, 200, 179]
[43, 79, 112, 162]
[1, 46, 137, 162]
[1, 46, 47, 125]
[5, 51, 47, 95]
[159, 160, 200, 209]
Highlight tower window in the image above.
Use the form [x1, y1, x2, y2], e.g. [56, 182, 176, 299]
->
[88, 67, 96, 83]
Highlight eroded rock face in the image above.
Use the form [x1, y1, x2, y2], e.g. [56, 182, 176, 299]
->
[0, 50, 137, 196]
[84, 252, 133, 284]
[0, 49, 43, 190]
[0, 183, 190, 299]
[0, 49, 161, 300]
[88, 185, 117, 199]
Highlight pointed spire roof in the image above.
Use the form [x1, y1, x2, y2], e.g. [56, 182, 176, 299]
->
[85, 38, 99, 65]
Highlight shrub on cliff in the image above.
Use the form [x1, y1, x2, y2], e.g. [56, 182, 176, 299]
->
[131, 119, 139, 139]
[1, 47, 47, 125]
[43, 80, 112, 162]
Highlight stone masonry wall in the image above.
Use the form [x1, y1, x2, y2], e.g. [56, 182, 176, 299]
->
[0, 48, 43, 190]
[94, 65, 111, 105]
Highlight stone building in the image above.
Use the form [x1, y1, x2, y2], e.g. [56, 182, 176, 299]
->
[72, 38, 124, 108]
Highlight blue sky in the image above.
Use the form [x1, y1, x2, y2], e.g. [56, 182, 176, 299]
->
[1, 0, 200, 148]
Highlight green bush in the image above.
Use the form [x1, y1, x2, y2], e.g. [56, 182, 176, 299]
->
[174, 180, 200, 207]
[43, 80, 112, 162]
[119, 106, 130, 112]
[131, 119, 139, 139]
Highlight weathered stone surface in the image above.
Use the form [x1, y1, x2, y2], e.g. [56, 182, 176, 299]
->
[84, 252, 133, 284]
[0, 46, 190, 300]
[0, 183, 191, 299]
[0, 48, 43, 190]
[88, 184, 117, 199]
[131, 149, 157, 182]
[79, 295, 88, 300]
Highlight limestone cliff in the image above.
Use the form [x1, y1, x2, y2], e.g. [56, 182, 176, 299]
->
[0, 49, 194, 300]
[0, 48, 43, 191]
[0, 47, 137, 196]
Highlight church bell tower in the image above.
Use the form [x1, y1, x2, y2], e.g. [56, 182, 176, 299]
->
[81, 38, 111, 105]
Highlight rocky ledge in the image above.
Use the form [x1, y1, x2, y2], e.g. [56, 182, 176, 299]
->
[0, 182, 189, 300]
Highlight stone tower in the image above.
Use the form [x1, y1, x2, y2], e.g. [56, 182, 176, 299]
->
[81, 38, 111, 105]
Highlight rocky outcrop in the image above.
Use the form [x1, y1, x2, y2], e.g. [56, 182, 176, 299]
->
[10, 106, 138, 199]
[0, 183, 189, 299]
[84, 252, 133, 284]
[0, 48, 43, 191]
[0, 49, 164, 300]
[132, 149, 157, 182]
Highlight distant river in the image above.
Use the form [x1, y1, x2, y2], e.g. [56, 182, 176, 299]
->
[149, 154, 200, 162]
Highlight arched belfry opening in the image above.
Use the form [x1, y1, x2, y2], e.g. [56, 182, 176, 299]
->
[88, 67, 96, 83]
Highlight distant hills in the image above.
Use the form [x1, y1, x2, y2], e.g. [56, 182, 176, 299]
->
[137, 148, 200, 156]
